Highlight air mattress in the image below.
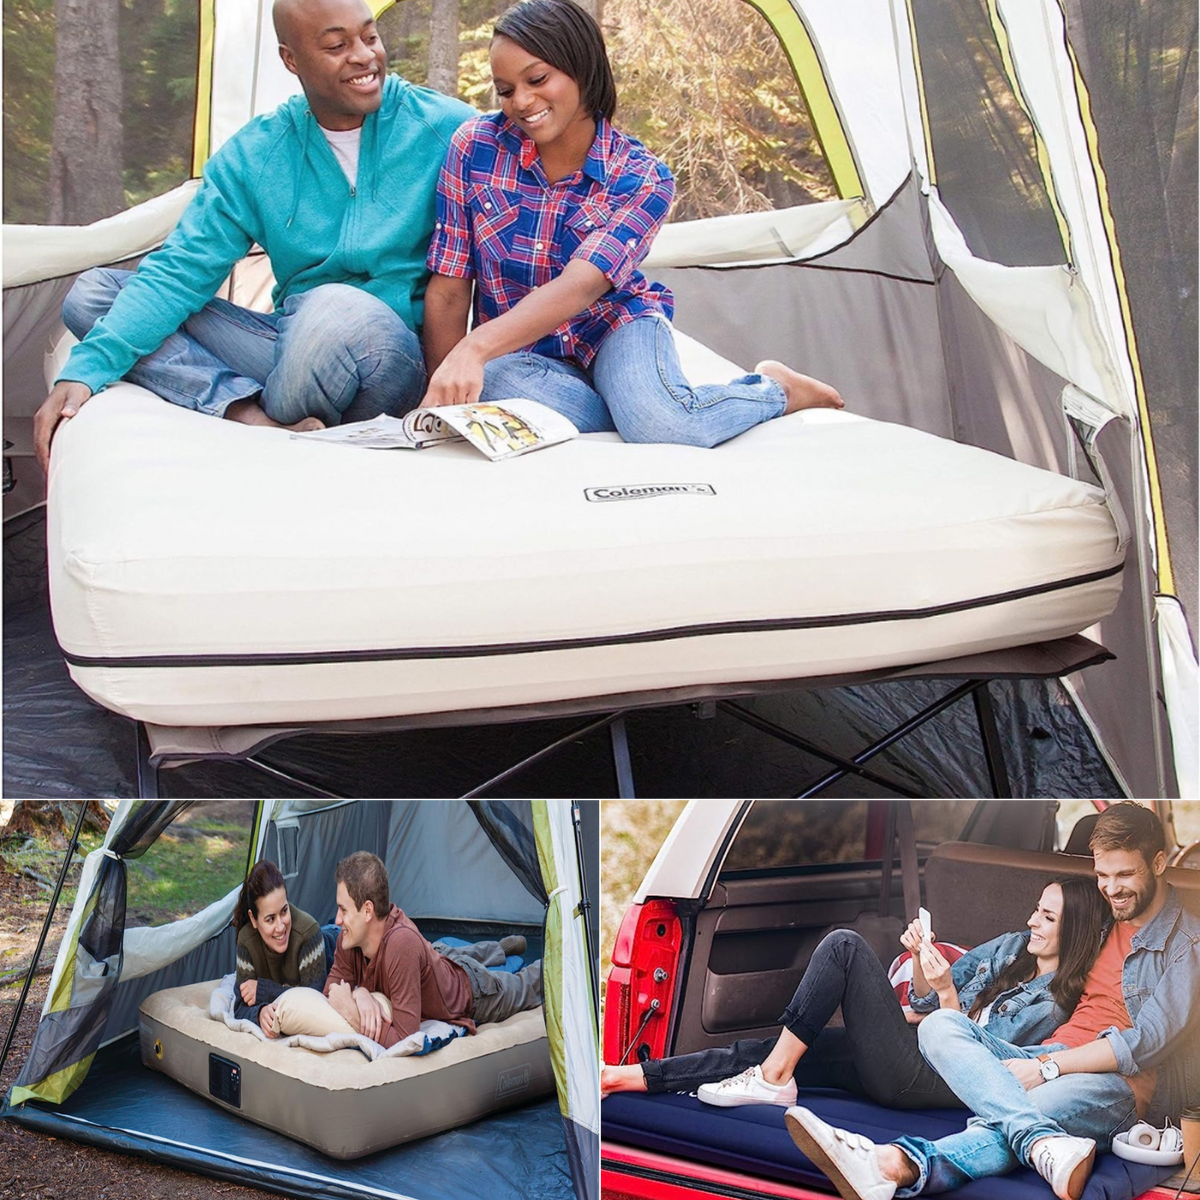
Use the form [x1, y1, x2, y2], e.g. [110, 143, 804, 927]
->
[139, 979, 555, 1159]
[602, 1091, 1175, 1200]
[48, 331, 1124, 727]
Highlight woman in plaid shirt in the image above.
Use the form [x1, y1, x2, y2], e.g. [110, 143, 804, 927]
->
[420, 0, 842, 447]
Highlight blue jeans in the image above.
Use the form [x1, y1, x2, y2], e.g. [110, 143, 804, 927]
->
[893, 1009, 1137, 1196]
[62, 268, 425, 423]
[479, 316, 786, 448]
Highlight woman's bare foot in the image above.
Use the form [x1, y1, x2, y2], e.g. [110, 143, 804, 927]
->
[755, 360, 844, 415]
[601, 1064, 648, 1097]
[225, 398, 326, 433]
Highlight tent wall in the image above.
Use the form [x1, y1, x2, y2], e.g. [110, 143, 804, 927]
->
[261, 801, 546, 927]
[101, 928, 236, 1046]
[658, 183, 953, 439]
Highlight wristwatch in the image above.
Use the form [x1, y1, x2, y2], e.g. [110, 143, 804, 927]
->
[1037, 1054, 1061, 1082]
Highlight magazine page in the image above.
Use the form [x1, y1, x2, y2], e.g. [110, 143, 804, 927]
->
[289, 408, 456, 450]
[434, 398, 579, 462]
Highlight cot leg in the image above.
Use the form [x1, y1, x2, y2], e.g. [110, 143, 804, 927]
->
[972, 681, 1013, 798]
[610, 715, 636, 798]
[135, 721, 160, 798]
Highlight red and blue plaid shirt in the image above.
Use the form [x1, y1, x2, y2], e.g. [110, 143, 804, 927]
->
[427, 113, 675, 369]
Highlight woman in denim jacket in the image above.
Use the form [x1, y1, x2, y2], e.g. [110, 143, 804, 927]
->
[602, 876, 1109, 1110]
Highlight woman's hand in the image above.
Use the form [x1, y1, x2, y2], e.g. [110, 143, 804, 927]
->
[260, 1001, 278, 1038]
[918, 941, 960, 1011]
[420, 340, 488, 409]
[239, 978, 258, 1005]
[902, 919, 933, 998]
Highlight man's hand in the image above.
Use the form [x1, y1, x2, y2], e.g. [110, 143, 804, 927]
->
[327, 980, 358, 1028]
[260, 1001, 278, 1038]
[352, 987, 385, 1042]
[239, 978, 258, 1005]
[420, 340, 487, 408]
[34, 381, 93, 475]
[1004, 1058, 1044, 1091]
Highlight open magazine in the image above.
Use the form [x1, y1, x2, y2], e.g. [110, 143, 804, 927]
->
[290, 398, 579, 462]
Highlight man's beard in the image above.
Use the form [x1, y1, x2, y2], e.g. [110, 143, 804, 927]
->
[1109, 879, 1157, 921]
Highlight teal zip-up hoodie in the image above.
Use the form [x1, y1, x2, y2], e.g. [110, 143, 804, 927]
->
[59, 75, 475, 394]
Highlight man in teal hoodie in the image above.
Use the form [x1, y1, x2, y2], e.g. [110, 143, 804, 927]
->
[33, 0, 475, 472]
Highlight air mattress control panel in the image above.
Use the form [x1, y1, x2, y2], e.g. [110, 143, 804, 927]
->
[209, 1053, 241, 1108]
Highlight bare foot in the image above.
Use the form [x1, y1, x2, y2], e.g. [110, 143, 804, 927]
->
[755, 360, 843, 415]
[601, 1064, 648, 1098]
[225, 398, 326, 433]
[878, 1144, 920, 1188]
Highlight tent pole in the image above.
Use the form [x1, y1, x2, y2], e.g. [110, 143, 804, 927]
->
[571, 801, 599, 1017]
[0, 801, 90, 1078]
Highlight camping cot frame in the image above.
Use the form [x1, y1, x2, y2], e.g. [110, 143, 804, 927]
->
[132, 634, 1112, 799]
[2, 0, 1194, 799]
[2, 800, 600, 1200]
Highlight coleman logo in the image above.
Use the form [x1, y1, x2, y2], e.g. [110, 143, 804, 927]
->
[585, 483, 716, 502]
[496, 1063, 532, 1099]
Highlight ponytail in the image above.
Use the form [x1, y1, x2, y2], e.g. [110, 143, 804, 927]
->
[236, 859, 286, 931]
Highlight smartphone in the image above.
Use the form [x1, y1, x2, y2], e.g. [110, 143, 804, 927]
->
[918, 906, 933, 944]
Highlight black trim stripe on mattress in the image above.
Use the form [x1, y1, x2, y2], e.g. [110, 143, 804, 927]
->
[58, 563, 1123, 669]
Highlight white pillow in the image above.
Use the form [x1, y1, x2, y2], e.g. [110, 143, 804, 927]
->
[270, 987, 392, 1037]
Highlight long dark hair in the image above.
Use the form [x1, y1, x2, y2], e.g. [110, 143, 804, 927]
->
[968, 876, 1108, 1019]
[236, 859, 286, 932]
[493, 0, 617, 120]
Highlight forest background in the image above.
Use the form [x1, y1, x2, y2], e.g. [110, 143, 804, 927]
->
[2, 0, 836, 228]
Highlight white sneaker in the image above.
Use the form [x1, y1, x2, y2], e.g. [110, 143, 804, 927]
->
[696, 1064, 798, 1108]
[784, 1106, 897, 1200]
[1031, 1135, 1096, 1200]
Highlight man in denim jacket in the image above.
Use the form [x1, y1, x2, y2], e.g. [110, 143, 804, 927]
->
[788, 802, 1200, 1200]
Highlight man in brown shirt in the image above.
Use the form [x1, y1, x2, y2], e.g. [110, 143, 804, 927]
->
[323, 851, 542, 1046]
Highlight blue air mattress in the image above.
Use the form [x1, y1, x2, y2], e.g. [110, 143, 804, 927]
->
[601, 1091, 1174, 1200]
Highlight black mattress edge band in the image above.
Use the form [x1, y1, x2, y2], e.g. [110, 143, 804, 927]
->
[58, 563, 1125, 670]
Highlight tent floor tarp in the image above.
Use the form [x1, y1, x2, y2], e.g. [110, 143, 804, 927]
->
[1, 1034, 574, 1200]
[4, 510, 1123, 798]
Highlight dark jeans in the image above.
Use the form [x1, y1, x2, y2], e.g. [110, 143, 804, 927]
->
[642, 929, 962, 1109]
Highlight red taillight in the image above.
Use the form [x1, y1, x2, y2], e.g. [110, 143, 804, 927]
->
[603, 899, 681, 1064]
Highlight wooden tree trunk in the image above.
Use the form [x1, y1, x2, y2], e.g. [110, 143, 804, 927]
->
[428, 0, 459, 97]
[2, 802, 110, 840]
[49, 0, 124, 224]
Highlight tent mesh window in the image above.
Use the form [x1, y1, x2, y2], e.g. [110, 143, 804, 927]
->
[1061, 0, 1198, 623]
[3, 0, 199, 226]
[910, 0, 1068, 267]
[377, 0, 839, 220]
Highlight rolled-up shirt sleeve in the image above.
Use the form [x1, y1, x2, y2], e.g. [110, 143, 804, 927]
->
[572, 161, 674, 290]
[427, 126, 475, 279]
[1099, 936, 1200, 1074]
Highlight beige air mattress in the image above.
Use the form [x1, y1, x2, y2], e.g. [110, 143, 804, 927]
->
[47, 332, 1124, 727]
[139, 979, 554, 1159]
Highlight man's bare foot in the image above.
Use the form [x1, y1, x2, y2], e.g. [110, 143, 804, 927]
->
[225, 397, 325, 433]
[755, 360, 844, 415]
[601, 1064, 648, 1097]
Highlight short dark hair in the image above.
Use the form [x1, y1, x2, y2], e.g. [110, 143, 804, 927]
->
[236, 859, 286, 931]
[1089, 801, 1166, 863]
[336, 851, 390, 918]
[493, 0, 617, 121]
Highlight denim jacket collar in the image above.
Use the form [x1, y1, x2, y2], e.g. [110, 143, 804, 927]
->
[1130, 885, 1180, 953]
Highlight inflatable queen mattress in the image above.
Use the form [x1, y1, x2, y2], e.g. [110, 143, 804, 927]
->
[47, 331, 1124, 727]
[139, 979, 554, 1158]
